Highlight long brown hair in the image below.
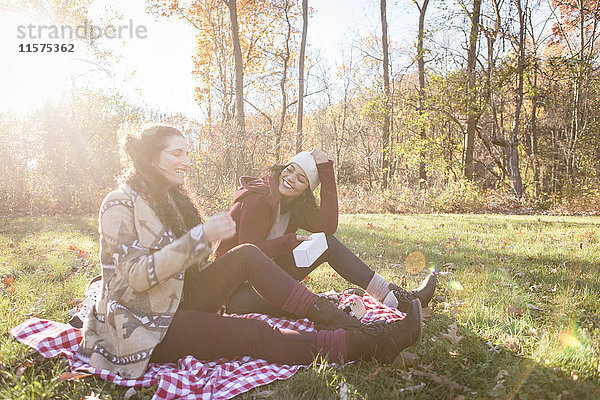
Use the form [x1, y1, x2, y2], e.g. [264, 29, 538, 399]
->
[270, 165, 318, 227]
[119, 125, 202, 237]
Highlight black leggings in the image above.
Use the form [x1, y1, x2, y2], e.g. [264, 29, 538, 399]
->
[226, 235, 375, 316]
[150, 244, 319, 365]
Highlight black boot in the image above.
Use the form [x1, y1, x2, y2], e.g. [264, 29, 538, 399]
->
[347, 298, 422, 363]
[389, 273, 437, 312]
[305, 296, 363, 330]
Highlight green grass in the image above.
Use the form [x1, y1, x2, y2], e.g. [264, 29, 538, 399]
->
[1, 214, 600, 399]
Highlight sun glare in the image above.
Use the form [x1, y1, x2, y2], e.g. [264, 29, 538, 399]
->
[0, 11, 75, 114]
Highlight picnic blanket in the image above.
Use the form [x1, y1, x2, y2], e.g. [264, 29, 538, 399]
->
[10, 293, 404, 400]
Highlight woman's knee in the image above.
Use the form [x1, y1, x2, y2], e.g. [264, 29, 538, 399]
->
[228, 243, 262, 259]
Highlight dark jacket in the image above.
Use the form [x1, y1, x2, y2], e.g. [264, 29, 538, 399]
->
[214, 161, 338, 259]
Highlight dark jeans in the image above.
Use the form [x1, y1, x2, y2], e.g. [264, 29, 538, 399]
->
[226, 235, 375, 316]
[150, 244, 318, 365]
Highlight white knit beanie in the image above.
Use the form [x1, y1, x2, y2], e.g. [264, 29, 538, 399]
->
[286, 151, 320, 190]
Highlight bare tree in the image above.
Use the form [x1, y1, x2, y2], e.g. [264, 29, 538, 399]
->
[463, 0, 482, 180]
[414, 0, 430, 187]
[508, 0, 526, 197]
[296, 0, 308, 153]
[223, 0, 245, 133]
[380, 0, 392, 189]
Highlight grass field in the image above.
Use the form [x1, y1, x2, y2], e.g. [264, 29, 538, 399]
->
[1, 213, 599, 399]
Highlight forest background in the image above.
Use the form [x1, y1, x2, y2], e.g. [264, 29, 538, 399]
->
[1, 0, 599, 217]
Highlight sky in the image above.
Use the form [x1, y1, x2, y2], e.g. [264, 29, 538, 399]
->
[0, 0, 439, 118]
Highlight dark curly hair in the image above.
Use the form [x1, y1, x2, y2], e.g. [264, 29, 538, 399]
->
[119, 125, 202, 238]
[270, 165, 318, 227]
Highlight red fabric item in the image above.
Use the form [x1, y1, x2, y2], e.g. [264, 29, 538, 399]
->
[316, 329, 347, 363]
[214, 161, 338, 259]
[281, 282, 318, 316]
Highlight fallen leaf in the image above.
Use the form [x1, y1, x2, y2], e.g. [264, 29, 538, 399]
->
[504, 340, 520, 353]
[507, 305, 522, 318]
[411, 370, 472, 392]
[68, 298, 85, 306]
[495, 370, 509, 381]
[55, 371, 92, 381]
[82, 393, 102, 400]
[15, 360, 32, 379]
[2, 276, 15, 285]
[486, 341, 502, 354]
[442, 262, 459, 270]
[421, 307, 433, 318]
[338, 381, 349, 400]
[526, 303, 542, 311]
[252, 389, 278, 399]
[124, 387, 137, 400]
[571, 371, 578, 382]
[394, 352, 420, 369]
[365, 365, 383, 381]
[396, 382, 426, 393]
[442, 322, 463, 346]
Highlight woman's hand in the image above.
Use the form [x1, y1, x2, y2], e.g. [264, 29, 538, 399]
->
[203, 212, 236, 243]
[311, 148, 329, 164]
[296, 234, 312, 242]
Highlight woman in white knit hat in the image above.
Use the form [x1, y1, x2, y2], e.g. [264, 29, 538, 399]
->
[215, 149, 436, 317]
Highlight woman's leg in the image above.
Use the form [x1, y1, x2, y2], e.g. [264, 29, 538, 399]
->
[185, 243, 361, 330]
[226, 236, 436, 314]
[151, 301, 423, 365]
[183, 243, 316, 316]
[150, 309, 325, 364]
[225, 236, 372, 315]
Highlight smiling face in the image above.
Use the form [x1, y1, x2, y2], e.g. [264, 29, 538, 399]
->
[154, 134, 190, 187]
[278, 163, 310, 198]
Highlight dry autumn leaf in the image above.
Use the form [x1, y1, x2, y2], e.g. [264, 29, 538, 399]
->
[2, 275, 15, 286]
[55, 371, 92, 381]
[442, 322, 463, 346]
[365, 365, 383, 381]
[507, 304, 522, 318]
[411, 370, 472, 392]
[405, 251, 426, 274]
[15, 360, 32, 379]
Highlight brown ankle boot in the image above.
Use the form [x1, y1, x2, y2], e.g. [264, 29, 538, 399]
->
[389, 273, 437, 312]
[346, 298, 422, 363]
[305, 296, 363, 330]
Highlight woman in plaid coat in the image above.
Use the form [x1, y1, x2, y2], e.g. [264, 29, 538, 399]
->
[76, 126, 422, 379]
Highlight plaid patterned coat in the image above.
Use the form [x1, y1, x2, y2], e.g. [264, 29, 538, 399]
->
[76, 185, 211, 378]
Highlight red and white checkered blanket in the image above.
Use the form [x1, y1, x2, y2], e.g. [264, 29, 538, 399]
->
[10, 294, 404, 400]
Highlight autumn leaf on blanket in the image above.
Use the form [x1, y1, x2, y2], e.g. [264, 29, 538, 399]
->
[442, 322, 463, 345]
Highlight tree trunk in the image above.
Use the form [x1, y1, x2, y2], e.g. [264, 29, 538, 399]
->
[296, 0, 308, 153]
[508, 0, 525, 198]
[275, 0, 292, 164]
[463, 0, 482, 180]
[531, 60, 540, 196]
[415, 0, 429, 188]
[380, 0, 391, 189]
[225, 0, 245, 133]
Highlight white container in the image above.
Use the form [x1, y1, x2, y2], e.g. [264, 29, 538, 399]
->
[292, 232, 328, 268]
